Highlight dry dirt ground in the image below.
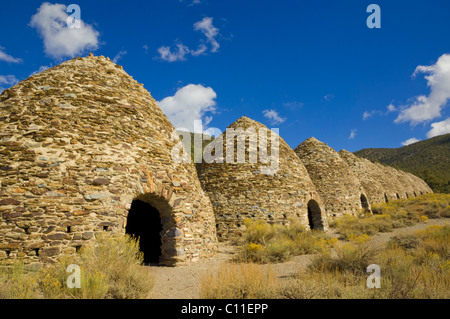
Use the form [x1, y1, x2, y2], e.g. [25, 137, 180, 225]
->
[147, 218, 449, 299]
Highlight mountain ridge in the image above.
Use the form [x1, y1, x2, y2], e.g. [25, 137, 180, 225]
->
[354, 133, 450, 193]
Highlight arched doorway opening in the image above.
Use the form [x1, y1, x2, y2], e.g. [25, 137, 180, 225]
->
[360, 194, 370, 212]
[307, 200, 324, 231]
[384, 193, 389, 203]
[126, 199, 163, 264]
[396, 193, 400, 199]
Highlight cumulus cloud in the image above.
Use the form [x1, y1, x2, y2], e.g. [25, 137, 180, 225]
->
[157, 17, 220, 62]
[194, 17, 220, 53]
[30, 2, 100, 59]
[426, 118, 450, 138]
[0, 47, 22, 63]
[158, 84, 217, 132]
[0, 75, 19, 92]
[349, 129, 357, 140]
[157, 43, 190, 62]
[262, 109, 286, 125]
[401, 137, 421, 146]
[363, 111, 374, 120]
[387, 103, 397, 112]
[395, 54, 450, 125]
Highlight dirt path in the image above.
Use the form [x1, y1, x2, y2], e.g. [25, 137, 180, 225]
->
[147, 218, 449, 299]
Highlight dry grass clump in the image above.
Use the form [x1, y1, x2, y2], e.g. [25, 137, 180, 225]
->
[236, 219, 335, 263]
[372, 193, 450, 220]
[297, 225, 449, 299]
[376, 225, 450, 298]
[200, 263, 278, 299]
[0, 234, 154, 299]
[0, 262, 41, 299]
[331, 194, 450, 239]
[203, 225, 449, 299]
[309, 241, 377, 275]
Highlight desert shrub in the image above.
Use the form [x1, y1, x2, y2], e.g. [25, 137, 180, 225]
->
[41, 254, 109, 299]
[243, 219, 277, 245]
[377, 247, 449, 298]
[309, 241, 378, 275]
[332, 214, 395, 239]
[200, 263, 278, 299]
[238, 219, 330, 263]
[0, 262, 41, 299]
[389, 234, 422, 250]
[413, 225, 449, 259]
[372, 225, 450, 298]
[276, 270, 377, 299]
[376, 194, 449, 220]
[0, 234, 154, 299]
[76, 233, 154, 299]
[331, 194, 450, 238]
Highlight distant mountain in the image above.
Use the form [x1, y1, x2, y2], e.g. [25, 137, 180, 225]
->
[354, 133, 450, 193]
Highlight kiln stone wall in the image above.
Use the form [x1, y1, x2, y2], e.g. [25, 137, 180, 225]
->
[0, 54, 217, 266]
[338, 150, 433, 204]
[294, 138, 370, 218]
[338, 150, 387, 204]
[374, 163, 410, 200]
[407, 172, 433, 195]
[197, 117, 328, 240]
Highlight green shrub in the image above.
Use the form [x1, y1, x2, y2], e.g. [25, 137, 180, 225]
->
[389, 234, 422, 249]
[77, 233, 154, 299]
[0, 234, 154, 299]
[0, 262, 41, 299]
[309, 242, 378, 275]
[237, 219, 329, 263]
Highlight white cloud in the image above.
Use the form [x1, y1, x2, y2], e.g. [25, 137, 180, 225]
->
[387, 103, 397, 112]
[158, 84, 217, 132]
[363, 105, 399, 120]
[0, 75, 19, 92]
[401, 137, 421, 146]
[30, 2, 100, 59]
[143, 44, 149, 54]
[395, 54, 450, 125]
[363, 111, 373, 121]
[157, 16, 221, 62]
[190, 44, 208, 57]
[0, 47, 22, 63]
[194, 17, 220, 53]
[349, 129, 357, 140]
[157, 43, 190, 62]
[262, 109, 286, 125]
[112, 50, 127, 63]
[426, 118, 450, 138]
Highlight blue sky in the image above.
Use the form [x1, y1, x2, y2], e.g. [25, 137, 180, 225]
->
[1, 0, 450, 152]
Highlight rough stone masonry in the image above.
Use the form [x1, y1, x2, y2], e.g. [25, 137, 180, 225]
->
[0, 54, 217, 267]
[0, 54, 433, 266]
